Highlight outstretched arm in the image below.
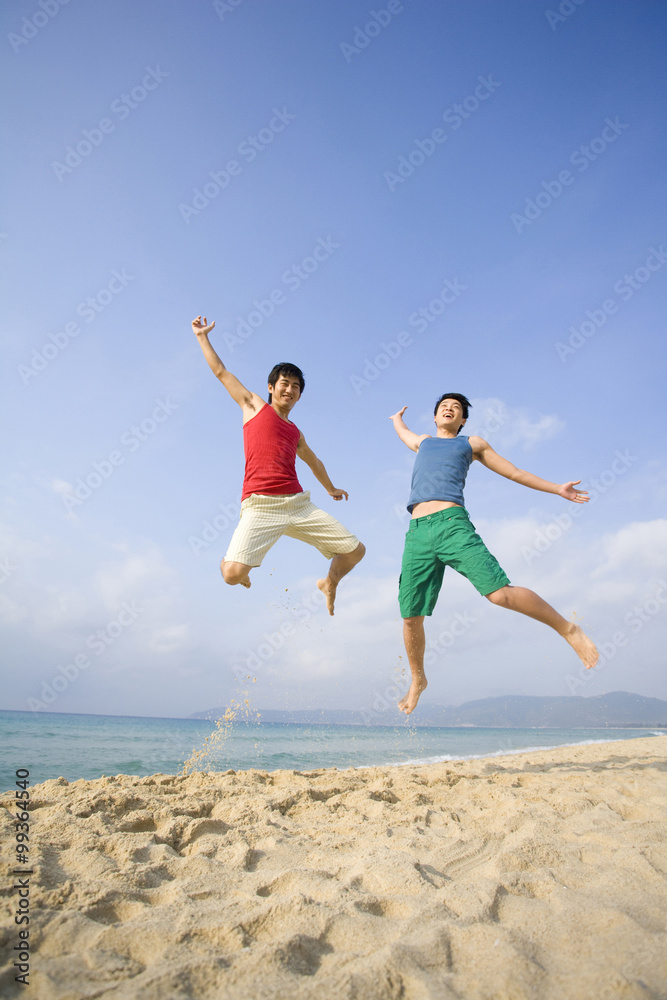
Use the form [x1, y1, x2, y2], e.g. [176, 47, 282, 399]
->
[470, 436, 590, 503]
[389, 406, 430, 452]
[192, 316, 264, 415]
[296, 434, 349, 500]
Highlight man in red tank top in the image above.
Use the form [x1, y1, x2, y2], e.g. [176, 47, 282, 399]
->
[193, 316, 365, 614]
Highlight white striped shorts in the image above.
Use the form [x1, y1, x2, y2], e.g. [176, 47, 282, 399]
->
[224, 491, 360, 567]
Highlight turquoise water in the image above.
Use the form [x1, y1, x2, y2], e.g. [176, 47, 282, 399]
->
[0, 709, 662, 792]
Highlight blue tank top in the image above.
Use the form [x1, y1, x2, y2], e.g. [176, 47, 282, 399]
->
[407, 435, 473, 512]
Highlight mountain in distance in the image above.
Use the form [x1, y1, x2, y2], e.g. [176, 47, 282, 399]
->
[191, 691, 667, 729]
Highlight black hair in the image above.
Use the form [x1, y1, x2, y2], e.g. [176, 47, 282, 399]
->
[267, 363, 305, 402]
[433, 392, 471, 434]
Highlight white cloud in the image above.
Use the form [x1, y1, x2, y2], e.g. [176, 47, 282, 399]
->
[0, 593, 28, 626]
[34, 586, 88, 629]
[592, 519, 667, 579]
[149, 624, 190, 653]
[0, 520, 51, 561]
[51, 478, 73, 495]
[94, 546, 171, 613]
[468, 397, 565, 449]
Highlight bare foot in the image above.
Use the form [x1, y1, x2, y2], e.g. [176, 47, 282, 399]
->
[317, 577, 336, 615]
[239, 577, 251, 589]
[398, 676, 428, 715]
[564, 623, 598, 669]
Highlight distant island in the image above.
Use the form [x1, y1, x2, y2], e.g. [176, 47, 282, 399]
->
[191, 691, 667, 729]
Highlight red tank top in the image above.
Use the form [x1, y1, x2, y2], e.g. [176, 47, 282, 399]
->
[241, 404, 303, 501]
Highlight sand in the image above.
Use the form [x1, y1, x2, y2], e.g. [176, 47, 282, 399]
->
[1, 736, 666, 1000]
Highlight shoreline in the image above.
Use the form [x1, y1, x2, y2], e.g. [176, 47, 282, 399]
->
[2, 714, 663, 794]
[368, 729, 667, 770]
[2, 736, 666, 998]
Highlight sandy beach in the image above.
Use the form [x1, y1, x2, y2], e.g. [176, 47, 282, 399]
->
[2, 736, 666, 999]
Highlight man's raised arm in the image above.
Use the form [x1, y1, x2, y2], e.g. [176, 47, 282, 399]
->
[192, 315, 263, 413]
[470, 436, 590, 503]
[390, 406, 430, 452]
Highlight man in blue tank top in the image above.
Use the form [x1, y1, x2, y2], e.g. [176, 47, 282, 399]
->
[391, 393, 599, 715]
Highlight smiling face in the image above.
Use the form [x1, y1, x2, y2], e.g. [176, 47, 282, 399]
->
[268, 374, 302, 411]
[434, 397, 466, 435]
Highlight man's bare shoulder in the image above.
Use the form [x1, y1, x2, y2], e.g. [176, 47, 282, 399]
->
[467, 434, 488, 457]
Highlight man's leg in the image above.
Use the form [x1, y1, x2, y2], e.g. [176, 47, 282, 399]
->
[396, 519, 444, 714]
[317, 542, 365, 615]
[444, 510, 599, 670]
[284, 494, 364, 615]
[221, 495, 286, 591]
[220, 559, 252, 589]
[486, 585, 598, 669]
[398, 616, 428, 715]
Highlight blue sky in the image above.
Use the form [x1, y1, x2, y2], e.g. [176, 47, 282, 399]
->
[1, 0, 666, 720]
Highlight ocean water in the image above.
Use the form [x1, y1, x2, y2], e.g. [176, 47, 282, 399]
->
[0, 709, 663, 792]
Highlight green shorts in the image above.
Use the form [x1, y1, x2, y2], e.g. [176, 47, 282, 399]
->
[398, 506, 510, 618]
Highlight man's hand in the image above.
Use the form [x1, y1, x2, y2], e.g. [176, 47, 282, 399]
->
[192, 315, 215, 337]
[327, 488, 349, 501]
[389, 406, 408, 422]
[558, 480, 589, 503]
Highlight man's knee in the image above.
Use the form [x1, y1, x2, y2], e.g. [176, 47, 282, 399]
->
[333, 541, 365, 565]
[403, 615, 425, 628]
[221, 560, 247, 585]
[486, 586, 510, 607]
